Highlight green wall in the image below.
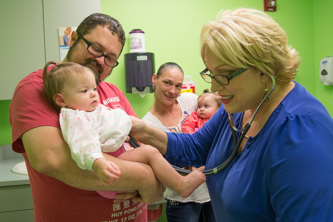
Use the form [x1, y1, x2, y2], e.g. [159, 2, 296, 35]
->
[100, 0, 321, 119]
[0, 100, 11, 146]
[0, 0, 332, 147]
[314, 0, 333, 115]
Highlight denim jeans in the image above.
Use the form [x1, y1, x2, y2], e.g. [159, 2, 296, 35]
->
[166, 200, 216, 222]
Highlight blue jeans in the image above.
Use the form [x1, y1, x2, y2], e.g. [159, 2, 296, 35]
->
[166, 200, 216, 222]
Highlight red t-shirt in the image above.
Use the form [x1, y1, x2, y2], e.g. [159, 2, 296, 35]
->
[9, 66, 147, 222]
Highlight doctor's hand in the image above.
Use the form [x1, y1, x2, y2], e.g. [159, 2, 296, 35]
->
[129, 115, 147, 142]
[129, 116, 168, 155]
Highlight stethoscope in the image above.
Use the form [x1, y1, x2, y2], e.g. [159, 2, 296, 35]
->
[129, 74, 276, 176]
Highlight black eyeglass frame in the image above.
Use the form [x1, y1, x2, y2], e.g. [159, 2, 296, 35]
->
[76, 32, 119, 68]
[200, 68, 248, 85]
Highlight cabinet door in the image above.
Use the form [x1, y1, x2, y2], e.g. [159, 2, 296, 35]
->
[0, 0, 45, 100]
[0, 185, 33, 212]
[43, 0, 101, 62]
[0, 0, 101, 101]
[0, 185, 34, 221]
[0, 210, 34, 222]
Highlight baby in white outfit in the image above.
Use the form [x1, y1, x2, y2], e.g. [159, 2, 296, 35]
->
[43, 61, 206, 199]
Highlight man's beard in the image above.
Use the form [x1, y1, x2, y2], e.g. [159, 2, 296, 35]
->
[83, 58, 103, 84]
[66, 42, 107, 85]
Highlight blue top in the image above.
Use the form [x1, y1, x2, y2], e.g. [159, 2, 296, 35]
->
[166, 82, 333, 222]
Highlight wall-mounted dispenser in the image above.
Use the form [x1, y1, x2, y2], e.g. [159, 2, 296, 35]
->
[125, 29, 155, 96]
[125, 52, 155, 94]
[319, 56, 333, 85]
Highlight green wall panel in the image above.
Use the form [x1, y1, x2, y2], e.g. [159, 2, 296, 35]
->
[0, 101, 11, 146]
[101, 0, 319, 118]
[314, 0, 333, 116]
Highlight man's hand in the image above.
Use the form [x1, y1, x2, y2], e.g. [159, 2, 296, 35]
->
[133, 177, 165, 204]
[114, 175, 165, 204]
[114, 190, 139, 203]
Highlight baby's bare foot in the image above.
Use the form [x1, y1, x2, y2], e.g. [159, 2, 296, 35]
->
[176, 169, 206, 198]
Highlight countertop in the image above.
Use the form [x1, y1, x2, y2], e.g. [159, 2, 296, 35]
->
[0, 144, 29, 187]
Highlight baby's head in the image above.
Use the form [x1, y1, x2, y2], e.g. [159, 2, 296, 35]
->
[196, 89, 222, 119]
[43, 61, 99, 112]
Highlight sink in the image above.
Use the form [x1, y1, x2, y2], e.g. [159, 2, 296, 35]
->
[0, 144, 30, 186]
[11, 161, 28, 175]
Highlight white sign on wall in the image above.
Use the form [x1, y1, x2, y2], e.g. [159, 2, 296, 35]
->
[58, 27, 77, 61]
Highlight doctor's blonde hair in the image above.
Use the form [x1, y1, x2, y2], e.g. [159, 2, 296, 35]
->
[200, 8, 301, 84]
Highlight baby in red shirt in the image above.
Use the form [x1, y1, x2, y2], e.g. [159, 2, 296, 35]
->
[181, 90, 222, 134]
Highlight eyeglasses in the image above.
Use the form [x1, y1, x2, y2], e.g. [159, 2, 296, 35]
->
[200, 68, 248, 85]
[76, 32, 119, 68]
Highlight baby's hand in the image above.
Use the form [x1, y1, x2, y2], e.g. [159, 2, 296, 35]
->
[93, 158, 121, 184]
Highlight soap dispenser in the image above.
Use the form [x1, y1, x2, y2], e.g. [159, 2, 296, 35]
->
[319, 56, 333, 85]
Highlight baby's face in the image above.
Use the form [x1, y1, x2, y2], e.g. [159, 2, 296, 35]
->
[61, 71, 99, 112]
[196, 94, 220, 119]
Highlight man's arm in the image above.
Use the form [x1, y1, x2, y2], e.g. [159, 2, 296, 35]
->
[22, 126, 164, 203]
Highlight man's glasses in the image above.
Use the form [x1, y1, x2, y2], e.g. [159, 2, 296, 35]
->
[77, 32, 119, 68]
[200, 68, 248, 85]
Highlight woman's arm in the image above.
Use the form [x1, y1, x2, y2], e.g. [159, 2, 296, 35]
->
[22, 126, 164, 204]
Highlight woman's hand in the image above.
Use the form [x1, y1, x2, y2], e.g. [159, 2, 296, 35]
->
[129, 115, 146, 142]
[129, 115, 168, 155]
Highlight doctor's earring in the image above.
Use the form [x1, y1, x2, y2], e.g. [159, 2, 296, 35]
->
[152, 85, 155, 92]
[263, 82, 269, 101]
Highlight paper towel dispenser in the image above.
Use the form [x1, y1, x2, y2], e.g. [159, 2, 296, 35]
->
[125, 52, 155, 94]
[319, 56, 333, 85]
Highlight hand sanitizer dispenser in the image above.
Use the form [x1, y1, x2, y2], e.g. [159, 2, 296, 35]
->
[319, 56, 333, 85]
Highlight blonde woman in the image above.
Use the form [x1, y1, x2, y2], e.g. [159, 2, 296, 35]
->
[129, 8, 333, 221]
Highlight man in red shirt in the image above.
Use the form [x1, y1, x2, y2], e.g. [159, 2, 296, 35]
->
[9, 13, 164, 222]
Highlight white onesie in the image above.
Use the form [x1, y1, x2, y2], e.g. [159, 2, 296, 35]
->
[59, 104, 132, 171]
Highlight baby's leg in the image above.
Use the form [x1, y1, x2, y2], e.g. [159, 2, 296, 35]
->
[118, 145, 206, 198]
